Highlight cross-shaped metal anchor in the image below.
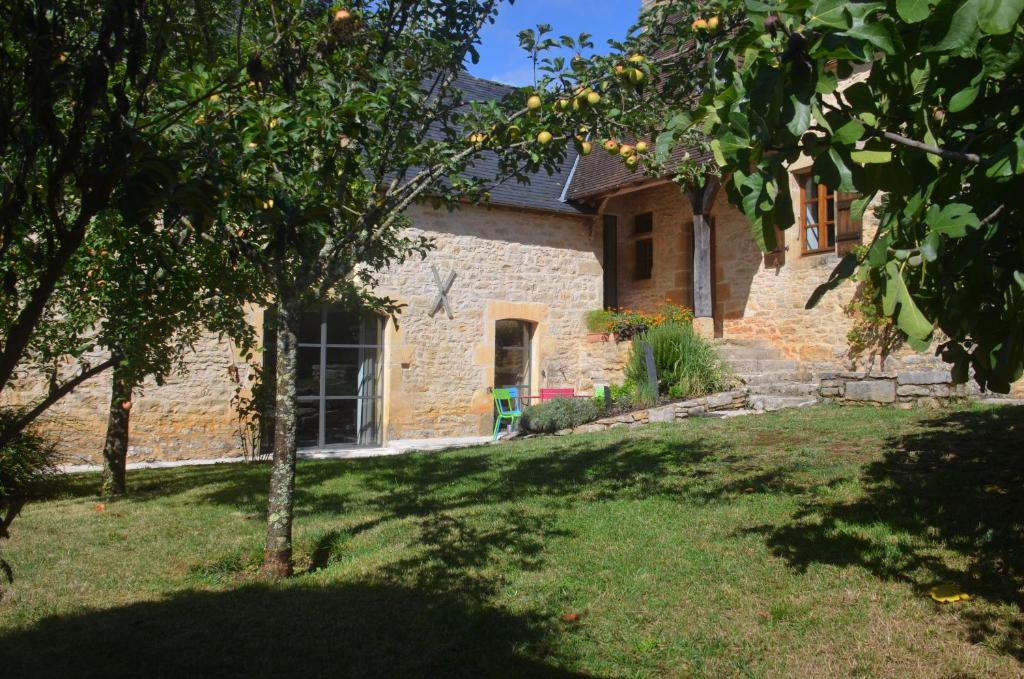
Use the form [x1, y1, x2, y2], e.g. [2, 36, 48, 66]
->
[429, 265, 457, 319]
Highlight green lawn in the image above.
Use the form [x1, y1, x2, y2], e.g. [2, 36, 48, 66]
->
[1, 404, 1023, 678]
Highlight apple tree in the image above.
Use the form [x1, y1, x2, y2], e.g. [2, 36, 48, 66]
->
[182, 0, 579, 578]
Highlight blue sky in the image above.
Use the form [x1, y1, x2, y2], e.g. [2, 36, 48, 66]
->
[469, 0, 643, 86]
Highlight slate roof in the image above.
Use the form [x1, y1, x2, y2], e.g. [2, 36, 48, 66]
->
[445, 72, 588, 216]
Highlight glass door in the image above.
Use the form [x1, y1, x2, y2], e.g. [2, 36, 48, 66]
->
[494, 320, 533, 396]
[296, 308, 383, 448]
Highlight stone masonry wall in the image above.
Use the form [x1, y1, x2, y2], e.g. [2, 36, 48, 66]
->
[7, 203, 603, 462]
[602, 182, 694, 312]
[370, 202, 603, 440]
[3, 307, 262, 464]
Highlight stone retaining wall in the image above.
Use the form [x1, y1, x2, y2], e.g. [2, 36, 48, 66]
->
[557, 389, 748, 435]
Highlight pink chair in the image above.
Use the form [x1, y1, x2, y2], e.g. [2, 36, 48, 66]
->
[540, 388, 576, 402]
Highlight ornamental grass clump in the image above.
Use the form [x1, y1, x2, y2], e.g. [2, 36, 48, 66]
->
[624, 322, 730, 405]
[520, 398, 600, 434]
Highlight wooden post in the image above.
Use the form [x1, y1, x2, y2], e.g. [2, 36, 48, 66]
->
[693, 213, 713, 319]
[685, 177, 719, 338]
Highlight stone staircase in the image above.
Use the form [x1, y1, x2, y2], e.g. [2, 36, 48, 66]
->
[714, 339, 824, 412]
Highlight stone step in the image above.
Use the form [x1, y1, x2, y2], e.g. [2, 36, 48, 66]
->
[737, 372, 817, 385]
[714, 340, 782, 361]
[746, 382, 820, 397]
[726, 358, 801, 374]
[747, 394, 820, 412]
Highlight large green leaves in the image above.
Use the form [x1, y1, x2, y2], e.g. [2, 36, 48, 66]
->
[896, 0, 932, 22]
[979, 0, 1024, 35]
[883, 262, 934, 340]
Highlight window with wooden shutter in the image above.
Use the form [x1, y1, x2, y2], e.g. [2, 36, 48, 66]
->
[798, 173, 862, 256]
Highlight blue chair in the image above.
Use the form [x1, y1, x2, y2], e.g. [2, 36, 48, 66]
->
[492, 387, 522, 440]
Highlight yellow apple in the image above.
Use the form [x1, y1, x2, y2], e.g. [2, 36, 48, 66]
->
[692, 18, 708, 31]
[334, 9, 352, 22]
[625, 155, 639, 169]
[708, 16, 720, 30]
[527, 95, 542, 110]
[635, 141, 648, 153]
[629, 68, 646, 85]
[587, 91, 602, 106]
[619, 144, 633, 157]
[580, 141, 593, 156]
[628, 54, 646, 64]
[537, 130, 553, 145]
[603, 139, 619, 153]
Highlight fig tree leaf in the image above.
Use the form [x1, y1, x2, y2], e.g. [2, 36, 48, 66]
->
[851, 149, 892, 164]
[979, 0, 1024, 35]
[926, 203, 980, 237]
[896, 0, 931, 22]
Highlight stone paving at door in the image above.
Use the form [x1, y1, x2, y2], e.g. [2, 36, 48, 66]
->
[59, 436, 494, 474]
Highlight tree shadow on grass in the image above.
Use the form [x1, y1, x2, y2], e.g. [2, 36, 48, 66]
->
[0, 581, 597, 678]
[745, 405, 1024, 658]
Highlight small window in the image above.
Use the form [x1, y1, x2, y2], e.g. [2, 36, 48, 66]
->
[798, 174, 862, 255]
[634, 239, 653, 280]
[634, 212, 653, 235]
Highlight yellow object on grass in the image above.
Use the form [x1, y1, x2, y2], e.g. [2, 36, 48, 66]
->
[929, 583, 971, 603]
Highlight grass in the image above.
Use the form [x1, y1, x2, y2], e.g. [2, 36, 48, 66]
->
[1, 403, 1023, 678]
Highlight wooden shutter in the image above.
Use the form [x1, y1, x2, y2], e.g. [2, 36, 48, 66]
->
[835, 192, 863, 256]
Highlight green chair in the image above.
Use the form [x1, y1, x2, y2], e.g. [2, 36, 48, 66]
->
[492, 387, 522, 440]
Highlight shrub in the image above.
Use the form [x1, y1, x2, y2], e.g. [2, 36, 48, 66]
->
[624, 322, 730, 403]
[1, 409, 60, 587]
[521, 398, 600, 434]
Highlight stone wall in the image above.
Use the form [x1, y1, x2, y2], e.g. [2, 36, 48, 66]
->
[819, 353, 1024, 406]
[3, 307, 262, 464]
[559, 389, 748, 435]
[713, 188, 878, 364]
[354, 202, 604, 440]
[601, 182, 694, 312]
[7, 203, 603, 462]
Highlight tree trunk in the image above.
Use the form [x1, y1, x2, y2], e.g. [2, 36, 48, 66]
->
[261, 303, 299, 579]
[100, 359, 133, 499]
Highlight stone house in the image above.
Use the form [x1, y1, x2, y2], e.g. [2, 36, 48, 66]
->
[7, 72, 1006, 464]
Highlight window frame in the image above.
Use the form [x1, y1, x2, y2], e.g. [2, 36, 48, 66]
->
[798, 173, 838, 256]
[633, 211, 653, 235]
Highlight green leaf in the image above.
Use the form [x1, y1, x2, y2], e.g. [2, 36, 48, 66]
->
[926, 203, 980, 237]
[786, 92, 812, 136]
[925, 0, 982, 53]
[885, 262, 934, 340]
[808, 0, 851, 28]
[896, 0, 932, 22]
[814, 147, 856, 192]
[850, 149, 892, 164]
[948, 84, 979, 112]
[841, 18, 897, 55]
[709, 139, 728, 167]
[833, 119, 865, 145]
[907, 335, 932, 352]
[920, 232, 941, 261]
[979, 0, 1024, 34]
[1014, 271, 1024, 290]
